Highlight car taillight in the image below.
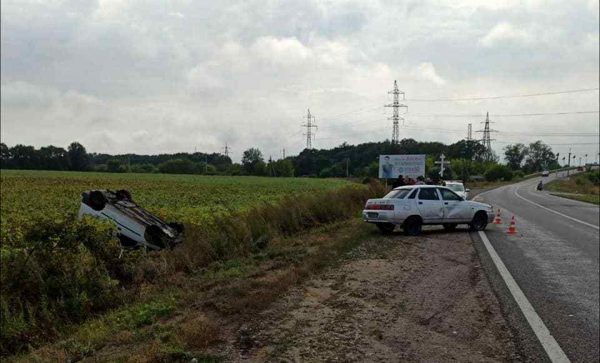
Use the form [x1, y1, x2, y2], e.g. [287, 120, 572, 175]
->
[365, 204, 394, 210]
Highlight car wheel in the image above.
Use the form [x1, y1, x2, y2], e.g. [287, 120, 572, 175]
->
[376, 223, 395, 234]
[89, 191, 107, 211]
[116, 189, 132, 201]
[443, 223, 457, 231]
[403, 216, 422, 236]
[470, 211, 488, 231]
[144, 225, 168, 249]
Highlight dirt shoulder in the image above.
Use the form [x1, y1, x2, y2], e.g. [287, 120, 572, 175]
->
[229, 226, 520, 362]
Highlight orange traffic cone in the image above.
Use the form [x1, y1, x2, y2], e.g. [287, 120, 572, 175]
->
[507, 216, 517, 235]
[494, 208, 503, 224]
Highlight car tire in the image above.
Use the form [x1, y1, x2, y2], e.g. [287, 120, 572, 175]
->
[144, 225, 168, 249]
[376, 223, 395, 234]
[89, 191, 107, 211]
[469, 211, 488, 231]
[403, 216, 422, 236]
[443, 223, 457, 231]
[116, 189, 132, 201]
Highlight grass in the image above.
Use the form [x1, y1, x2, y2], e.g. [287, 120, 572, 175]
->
[0, 170, 353, 247]
[11, 219, 376, 362]
[1, 170, 383, 358]
[546, 171, 600, 205]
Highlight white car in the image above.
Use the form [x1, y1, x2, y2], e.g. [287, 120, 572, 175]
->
[541, 170, 549, 177]
[444, 181, 470, 200]
[79, 189, 183, 250]
[363, 185, 494, 235]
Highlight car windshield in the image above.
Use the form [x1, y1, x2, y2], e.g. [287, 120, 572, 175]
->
[383, 189, 412, 199]
[446, 184, 464, 192]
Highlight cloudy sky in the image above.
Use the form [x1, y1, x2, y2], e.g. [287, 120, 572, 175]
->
[1, 0, 599, 163]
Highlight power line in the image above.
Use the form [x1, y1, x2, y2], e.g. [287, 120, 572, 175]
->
[407, 88, 599, 102]
[409, 110, 599, 118]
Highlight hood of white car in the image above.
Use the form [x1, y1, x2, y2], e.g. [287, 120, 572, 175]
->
[463, 200, 493, 210]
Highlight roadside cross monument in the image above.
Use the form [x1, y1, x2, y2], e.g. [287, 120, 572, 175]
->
[435, 153, 447, 178]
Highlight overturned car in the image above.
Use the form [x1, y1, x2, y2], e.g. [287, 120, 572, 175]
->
[79, 189, 183, 250]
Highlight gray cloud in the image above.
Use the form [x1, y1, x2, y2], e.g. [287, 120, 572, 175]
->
[1, 0, 598, 161]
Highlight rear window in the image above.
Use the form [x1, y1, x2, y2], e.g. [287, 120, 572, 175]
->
[383, 189, 412, 199]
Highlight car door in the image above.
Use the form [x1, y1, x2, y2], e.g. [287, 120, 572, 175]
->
[416, 187, 444, 223]
[439, 188, 471, 222]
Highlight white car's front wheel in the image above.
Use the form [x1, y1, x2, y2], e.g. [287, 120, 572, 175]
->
[469, 211, 488, 231]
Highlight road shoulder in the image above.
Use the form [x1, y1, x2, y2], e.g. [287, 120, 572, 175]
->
[231, 226, 521, 362]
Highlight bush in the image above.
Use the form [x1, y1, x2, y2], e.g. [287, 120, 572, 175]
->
[513, 170, 525, 179]
[587, 170, 600, 185]
[0, 218, 139, 355]
[484, 164, 513, 182]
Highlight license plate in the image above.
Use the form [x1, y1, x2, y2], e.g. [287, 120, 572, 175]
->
[367, 212, 378, 218]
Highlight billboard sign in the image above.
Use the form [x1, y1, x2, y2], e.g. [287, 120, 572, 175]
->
[379, 154, 426, 179]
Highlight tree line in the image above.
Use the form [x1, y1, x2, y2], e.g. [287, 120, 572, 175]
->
[0, 138, 560, 181]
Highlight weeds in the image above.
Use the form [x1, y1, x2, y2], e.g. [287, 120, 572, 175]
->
[1, 181, 384, 358]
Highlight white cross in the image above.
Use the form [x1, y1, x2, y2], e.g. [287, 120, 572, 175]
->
[435, 153, 446, 177]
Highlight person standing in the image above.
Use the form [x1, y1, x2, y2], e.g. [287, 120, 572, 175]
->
[392, 174, 405, 188]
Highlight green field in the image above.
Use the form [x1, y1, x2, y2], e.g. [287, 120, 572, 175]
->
[0, 170, 352, 246]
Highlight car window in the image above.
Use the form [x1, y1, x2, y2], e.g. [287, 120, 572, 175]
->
[439, 188, 462, 201]
[446, 183, 464, 192]
[407, 189, 418, 199]
[383, 189, 412, 199]
[418, 188, 440, 200]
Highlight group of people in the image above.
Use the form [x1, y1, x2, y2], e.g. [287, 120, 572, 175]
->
[391, 175, 445, 188]
[392, 175, 424, 188]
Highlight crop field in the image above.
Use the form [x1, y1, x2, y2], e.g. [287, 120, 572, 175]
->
[0, 170, 353, 247]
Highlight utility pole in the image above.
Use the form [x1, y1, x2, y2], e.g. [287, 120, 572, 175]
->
[302, 109, 317, 149]
[346, 158, 349, 178]
[467, 123, 472, 141]
[385, 80, 408, 144]
[567, 148, 572, 176]
[476, 112, 498, 162]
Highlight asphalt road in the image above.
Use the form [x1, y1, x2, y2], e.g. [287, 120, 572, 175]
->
[473, 172, 599, 362]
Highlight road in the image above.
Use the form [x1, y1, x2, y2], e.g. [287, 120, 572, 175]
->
[474, 172, 599, 362]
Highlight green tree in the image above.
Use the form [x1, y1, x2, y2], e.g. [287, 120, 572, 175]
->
[504, 144, 528, 170]
[0, 143, 9, 168]
[106, 159, 127, 173]
[484, 164, 513, 181]
[524, 141, 555, 173]
[158, 159, 197, 174]
[241, 148, 264, 175]
[67, 142, 90, 171]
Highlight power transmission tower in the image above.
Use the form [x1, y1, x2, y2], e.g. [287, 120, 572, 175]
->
[282, 148, 286, 159]
[385, 80, 408, 144]
[476, 112, 497, 161]
[467, 123, 472, 140]
[302, 109, 317, 149]
[223, 143, 230, 157]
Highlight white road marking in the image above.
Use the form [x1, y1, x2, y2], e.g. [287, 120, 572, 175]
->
[478, 231, 570, 363]
[514, 184, 600, 230]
